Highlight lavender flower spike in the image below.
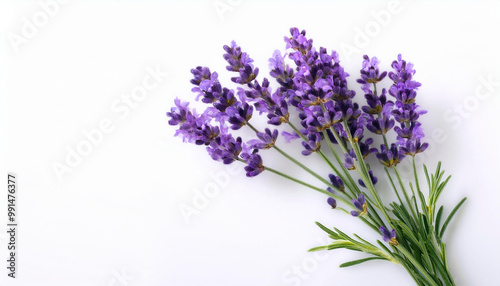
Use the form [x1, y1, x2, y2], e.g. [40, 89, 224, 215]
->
[241, 151, 265, 177]
[356, 55, 387, 92]
[247, 128, 279, 150]
[379, 226, 398, 246]
[351, 193, 367, 217]
[376, 143, 405, 167]
[223, 41, 258, 84]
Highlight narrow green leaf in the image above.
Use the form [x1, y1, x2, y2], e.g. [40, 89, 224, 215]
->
[315, 221, 336, 236]
[392, 203, 417, 232]
[394, 220, 419, 248]
[435, 206, 444, 235]
[334, 228, 359, 245]
[309, 241, 365, 252]
[377, 240, 392, 255]
[397, 245, 440, 286]
[440, 243, 448, 268]
[426, 243, 454, 286]
[394, 166, 418, 222]
[409, 182, 420, 213]
[432, 175, 451, 207]
[424, 164, 431, 192]
[353, 233, 377, 249]
[385, 167, 404, 206]
[420, 213, 430, 236]
[308, 245, 330, 252]
[327, 241, 363, 252]
[436, 162, 442, 178]
[440, 197, 467, 238]
[339, 256, 386, 268]
[417, 233, 433, 271]
[418, 190, 428, 216]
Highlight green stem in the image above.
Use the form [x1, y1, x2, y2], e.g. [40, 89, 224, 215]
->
[343, 121, 393, 229]
[287, 121, 307, 141]
[384, 167, 404, 206]
[324, 122, 386, 228]
[247, 122, 342, 193]
[377, 113, 390, 149]
[321, 130, 360, 197]
[263, 165, 352, 207]
[394, 166, 419, 221]
[397, 245, 440, 286]
[287, 122, 346, 192]
[327, 135, 361, 196]
[272, 145, 336, 189]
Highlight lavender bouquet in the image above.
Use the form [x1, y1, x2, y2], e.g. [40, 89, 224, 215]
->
[167, 28, 466, 286]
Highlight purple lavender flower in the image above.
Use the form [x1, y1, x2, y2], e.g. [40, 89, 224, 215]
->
[269, 50, 294, 89]
[190, 66, 212, 86]
[343, 151, 356, 170]
[366, 116, 395, 135]
[267, 98, 290, 125]
[376, 143, 405, 167]
[327, 197, 337, 209]
[356, 55, 387, 92]
[309, 102, 343, 133]
[194, 124, 221, 145]
[223, 41, 258, 84]
[241, 78, 272, 102]
[362, 89, 393, 115]
[329, 174, 345, 192]
[206, 134, 243, 164]
[389, 85, 418, 104]
[223, 41, 254, 69]
[166, 98, 190, 126]
[358, 138, 378, 159]
[247, 128, 279, 150]
[389, 54, 421, 89]
[300, 105, 341, 134]
[285, 28, 313, 61]
[226, 103, 253, 130]
[281, 130, 300, 142]
[213, 88, 237, 112]
[300, 88, 333, 107]
[379, 226, 398, 246]
[358, 170, 378, 188]
[301, 132, 322, 156]
[191, 69, 222, 103]
[325, 124, 346, 145]
[335, 100, 361, 122]
[391, 103, 427, 123]
[388, 54, 428, 154]
[167, 98, 214, 143]
[241, 151, 265, 177]
[362, 88, 395, 138]
[351, 193, 367, 217]
[400, 138, 429, 156]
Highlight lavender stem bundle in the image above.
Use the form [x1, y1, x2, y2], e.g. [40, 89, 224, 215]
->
[167, 27, 466, 286]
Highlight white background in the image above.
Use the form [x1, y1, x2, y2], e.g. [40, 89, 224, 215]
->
[1, 1, 500, 285]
